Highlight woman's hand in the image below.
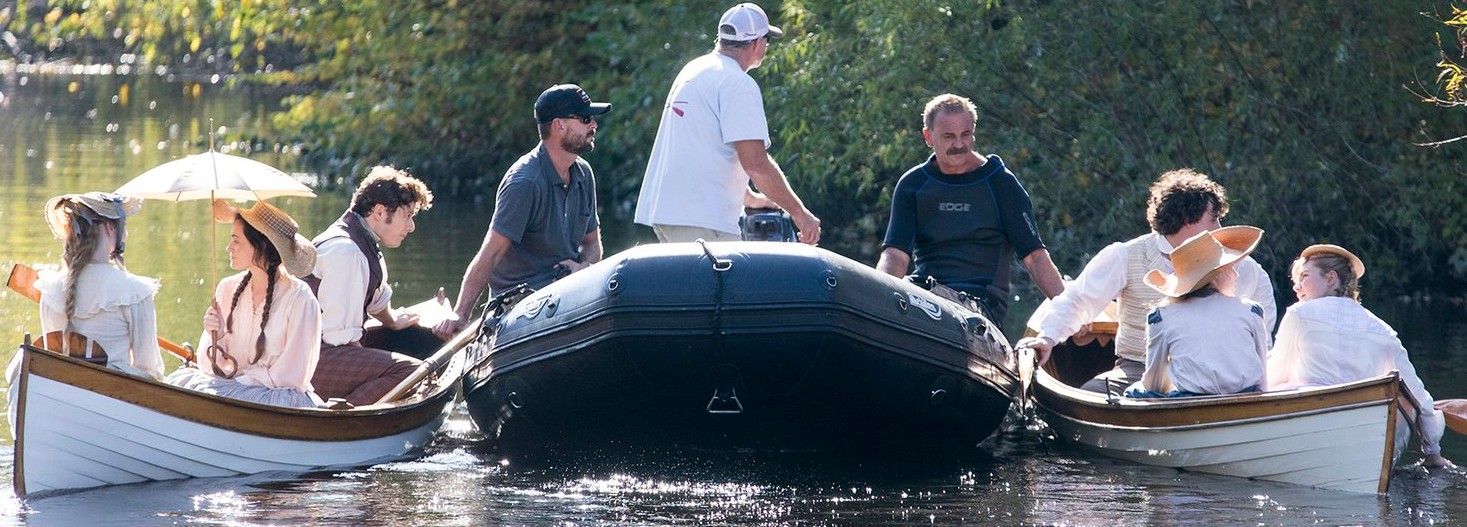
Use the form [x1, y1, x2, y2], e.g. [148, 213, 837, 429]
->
[203, 301, 223, 334]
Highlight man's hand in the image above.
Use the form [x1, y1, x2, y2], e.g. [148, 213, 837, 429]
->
[432, 317, 468, 340]
[383, 311, 421, 331]
[557, 259, 587, 274]
[1423, 453, 1457, 469]
[791, 210, 821, 245]
[1014, 336, 1057, 367]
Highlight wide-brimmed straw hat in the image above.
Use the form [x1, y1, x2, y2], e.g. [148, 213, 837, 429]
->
[212, 199, 316, 277]
[44, 192, 143, 239]
[1145, 225, 1264, 298]
[1299, 244, 1365, 278]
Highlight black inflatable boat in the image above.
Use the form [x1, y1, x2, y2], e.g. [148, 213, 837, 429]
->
[461, 241, 1018, 453]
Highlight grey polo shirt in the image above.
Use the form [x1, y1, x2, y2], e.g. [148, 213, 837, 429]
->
[488, 142, 600, 293]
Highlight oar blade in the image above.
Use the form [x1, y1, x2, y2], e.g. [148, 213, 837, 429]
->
[1434, 399, 1467, 436]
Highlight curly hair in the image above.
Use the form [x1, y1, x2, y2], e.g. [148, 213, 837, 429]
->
[1146, 169, 1229, 236]
[348, 166, 434, 217]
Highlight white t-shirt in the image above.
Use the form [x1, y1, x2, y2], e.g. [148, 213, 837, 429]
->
[635, 52, 771, 235]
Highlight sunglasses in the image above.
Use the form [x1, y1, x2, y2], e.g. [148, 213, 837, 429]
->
[563, 114, 596, 124]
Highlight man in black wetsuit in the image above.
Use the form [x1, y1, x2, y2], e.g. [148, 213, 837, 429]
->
[876, 93, 1065, 327]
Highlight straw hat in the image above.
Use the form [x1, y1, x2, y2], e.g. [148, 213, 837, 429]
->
[44, 192, 143, 239]
[1299, 244, 1365, 278]
[1145, 225, 1264, 298]
[212, 199, 317, 277]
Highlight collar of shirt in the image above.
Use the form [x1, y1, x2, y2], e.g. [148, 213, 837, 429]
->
[350, 211, 381, 245]
[535, 142, 580, 189]
[1155, 232, 1177, 256]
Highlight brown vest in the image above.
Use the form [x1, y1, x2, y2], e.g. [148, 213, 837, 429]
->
[303, 212, 383, 320]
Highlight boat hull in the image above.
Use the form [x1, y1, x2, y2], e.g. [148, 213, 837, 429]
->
[11, 343, 463, 496]
[1033, 341, 1415, 493]
[463, 242, 1019, 453]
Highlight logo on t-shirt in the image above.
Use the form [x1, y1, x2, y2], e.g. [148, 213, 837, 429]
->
[937, 202, 971, 212]
[669, 100, 689, 117]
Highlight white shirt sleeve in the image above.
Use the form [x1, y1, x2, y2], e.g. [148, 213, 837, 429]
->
[1037, 241, 1129, 343]
[719, 75, 771, 147]
[126, 294, 164, 380]
[314, 238, 371, 346]
[1383, 325, 1446, 455]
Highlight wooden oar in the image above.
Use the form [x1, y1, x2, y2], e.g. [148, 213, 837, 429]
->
[373, 284, 533, 405]
[7, 263, 194, 362]
[1435, 399, 1467, 435]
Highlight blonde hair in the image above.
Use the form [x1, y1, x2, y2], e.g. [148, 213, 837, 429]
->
[1294, 253, 1360, 301]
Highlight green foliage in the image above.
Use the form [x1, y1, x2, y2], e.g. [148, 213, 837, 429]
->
[2, 0, 289, 71]
[10, 0, 1467, 298]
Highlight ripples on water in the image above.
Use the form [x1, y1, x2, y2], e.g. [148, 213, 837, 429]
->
[2, 405, 1461, 526]
[3, 73, 1466, 526]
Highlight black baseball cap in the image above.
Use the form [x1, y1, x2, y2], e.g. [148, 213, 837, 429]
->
[534, 84, 612, 124]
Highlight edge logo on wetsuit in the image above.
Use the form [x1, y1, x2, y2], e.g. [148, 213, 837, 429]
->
[881, 154, 1047, 318]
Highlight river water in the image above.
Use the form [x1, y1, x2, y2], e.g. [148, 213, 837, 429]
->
[0, 72, 1464, 526]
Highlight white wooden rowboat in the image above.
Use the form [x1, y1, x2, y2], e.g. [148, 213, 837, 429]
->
[1028, 300, 1425, 494]
[9, 337, 467, 496]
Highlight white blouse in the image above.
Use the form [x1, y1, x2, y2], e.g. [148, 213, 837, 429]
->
[1267, 296, 1446, 454]
[37, 265, 164, 380]
[196, 272, 321, 393]
[1141, 291, 1269, 395]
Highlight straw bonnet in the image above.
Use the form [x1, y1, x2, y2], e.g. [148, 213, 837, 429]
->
[1144, 225, 1264, 298]
[212, 199, 317, 277]
[44, 192, 143, 239]
[1299, 244, 1365, 279]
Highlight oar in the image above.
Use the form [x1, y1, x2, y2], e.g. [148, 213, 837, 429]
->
[7, 263, 194, 362]
[1016, 345, 1036, 411]
[373, 283, 533, 405]
[1435, 399, 1467, 435]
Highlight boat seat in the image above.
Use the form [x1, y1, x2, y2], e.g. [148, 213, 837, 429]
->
[33, 331, 108, 365]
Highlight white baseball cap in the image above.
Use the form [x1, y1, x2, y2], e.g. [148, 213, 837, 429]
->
[718, 3, 783, 42]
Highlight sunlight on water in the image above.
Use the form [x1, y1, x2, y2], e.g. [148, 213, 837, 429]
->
[0, 74, 1465, 525]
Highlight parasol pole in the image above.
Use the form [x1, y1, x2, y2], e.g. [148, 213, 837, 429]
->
[208, 119, 218, 290]
[207, 121, 219, 368]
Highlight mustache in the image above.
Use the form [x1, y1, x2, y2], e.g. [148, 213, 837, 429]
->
[945, 146, 968, 155]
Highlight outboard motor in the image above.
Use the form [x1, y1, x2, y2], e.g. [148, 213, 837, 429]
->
[739, 207, 798, 242]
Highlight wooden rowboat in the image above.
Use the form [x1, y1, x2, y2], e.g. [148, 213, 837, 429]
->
[1029, 306, 1423, 494]
[9, 335, 469, 496]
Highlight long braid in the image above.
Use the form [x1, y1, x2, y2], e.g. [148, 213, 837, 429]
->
[60, 202, 101, 325]
[253, 261, 280, 364]
[226, 272, 251, 334]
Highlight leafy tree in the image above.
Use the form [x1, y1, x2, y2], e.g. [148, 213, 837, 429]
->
[8, 0, 1466, 298]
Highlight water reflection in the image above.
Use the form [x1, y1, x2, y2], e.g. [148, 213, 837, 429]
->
[2, 74, 1466, 525]
[0, 407, 1461, 525]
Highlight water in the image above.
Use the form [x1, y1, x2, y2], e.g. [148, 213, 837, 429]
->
[1, 72, 1466, 526]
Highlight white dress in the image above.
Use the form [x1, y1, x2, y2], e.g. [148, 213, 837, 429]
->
[166, 272, 323, 408]
[34, 265, 164, 379]
[1267, 296, 1446, 455]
